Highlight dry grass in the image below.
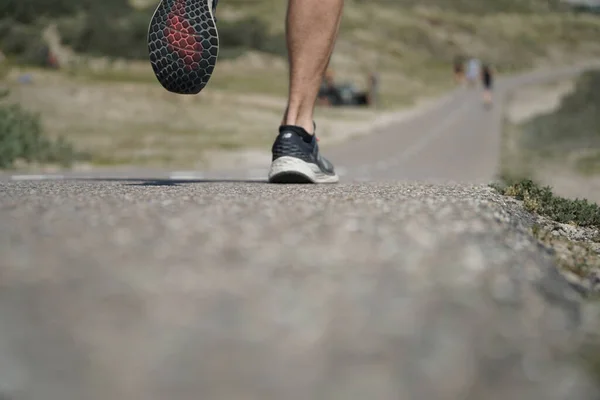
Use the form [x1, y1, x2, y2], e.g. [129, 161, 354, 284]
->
[6, 69, 280, 167]
[5, 62, 381, 168]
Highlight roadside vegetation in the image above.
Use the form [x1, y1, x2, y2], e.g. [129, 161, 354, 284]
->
[494, 63, 600, 387]
[0, 89, 86, 169]
[495, 69, 600, 298]
[492, 177, 600, 228]
[494, 66, 600, 290]
[491, 176, 600, 392]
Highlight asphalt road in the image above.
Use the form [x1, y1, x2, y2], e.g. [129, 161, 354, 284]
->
[1, 62, 600, 399]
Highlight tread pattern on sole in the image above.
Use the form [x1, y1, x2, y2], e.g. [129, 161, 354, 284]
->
[269, 172, 314, 184]
[148, 0, 219, 94]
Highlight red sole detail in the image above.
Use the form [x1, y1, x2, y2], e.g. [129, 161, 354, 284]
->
[165, 0, 203, 66]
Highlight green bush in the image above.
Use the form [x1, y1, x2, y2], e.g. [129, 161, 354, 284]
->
[0, 0, 132, 23]
[1, 0, 155, 61]
[58, 8, 154, 60]
[2, 0, 288, 61]
[0, 19, 50, 66]
[58, 11, 287, 60]
[492, 177, 600, 227]
[0, 91, 85, 168]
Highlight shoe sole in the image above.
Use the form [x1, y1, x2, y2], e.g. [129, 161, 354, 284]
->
[148, 0, 219, 95]
[268, 156, 339, 184]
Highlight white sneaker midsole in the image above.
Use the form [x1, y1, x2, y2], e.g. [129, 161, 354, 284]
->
[268, 156, 339, 183]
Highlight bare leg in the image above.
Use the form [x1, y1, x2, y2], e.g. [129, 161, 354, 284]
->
[483, 89, 493, 104]
[281, 0, 345, 134]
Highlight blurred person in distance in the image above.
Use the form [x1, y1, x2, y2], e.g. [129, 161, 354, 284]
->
[481, 63, 494, 108]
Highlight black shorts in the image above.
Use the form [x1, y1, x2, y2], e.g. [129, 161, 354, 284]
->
[483, 76, 492, 89]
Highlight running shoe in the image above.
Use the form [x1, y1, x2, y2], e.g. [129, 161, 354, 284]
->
[148, 0, 219, 95]
[268, 125, 339, 184]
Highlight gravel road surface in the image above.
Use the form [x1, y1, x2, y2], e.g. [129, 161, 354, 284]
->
[1, 62, 600, 399]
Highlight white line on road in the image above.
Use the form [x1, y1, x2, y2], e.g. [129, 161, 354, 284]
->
[10, 175, 65, 181]
[248, 168, 268, 178]
[169, 171, 205, 180]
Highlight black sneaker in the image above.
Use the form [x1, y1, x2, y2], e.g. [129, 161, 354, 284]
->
[268, 125, 339, 184]
[148, 0, 219, 95]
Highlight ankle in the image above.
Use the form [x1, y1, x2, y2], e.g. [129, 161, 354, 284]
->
[282, 108, 315, 134]
[283, 123, 315, 137]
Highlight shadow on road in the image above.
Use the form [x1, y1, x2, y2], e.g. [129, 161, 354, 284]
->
[67, 178, 269, 186]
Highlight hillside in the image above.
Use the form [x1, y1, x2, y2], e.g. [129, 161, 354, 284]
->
[126, 0, 600, 102]
[1, 0, 600, 168]
[3, 0, 600, 96]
